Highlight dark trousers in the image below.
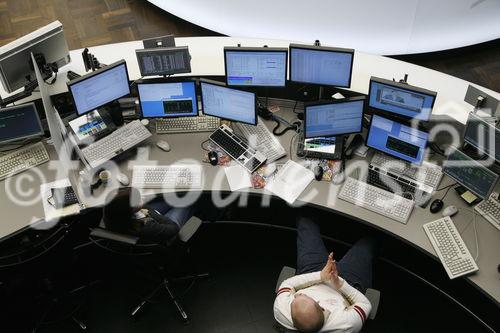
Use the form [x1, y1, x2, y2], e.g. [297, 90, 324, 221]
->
[296, 218, 376, 293]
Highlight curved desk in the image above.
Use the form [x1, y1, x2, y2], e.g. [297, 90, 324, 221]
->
[0, 38, 499, 309]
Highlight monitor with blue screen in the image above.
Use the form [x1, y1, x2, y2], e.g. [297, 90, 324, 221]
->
[289, 44, 354, 88]
[137, 80, 198, 118]
[200, 79, 257, 125]
[224, 47, 287, 87]
[366, 114, 428, 164]
[304, 97, 365, 139]
[368, 77, 436, 121]
[0, 102, 44, 144]
[67, 60, 131, 116]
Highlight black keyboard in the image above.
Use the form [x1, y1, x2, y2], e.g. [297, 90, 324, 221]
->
[52, 186, 79, 209]
[210, 127, 247, 158]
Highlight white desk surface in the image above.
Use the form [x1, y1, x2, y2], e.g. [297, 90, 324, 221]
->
[0, 37, 499, 304]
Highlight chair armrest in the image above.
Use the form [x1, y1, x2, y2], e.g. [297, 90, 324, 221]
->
[90, 228, 139, 245]
[178, 216, 202, 243]
[275, 266, 296, 293]
[364, 288, 381, 320]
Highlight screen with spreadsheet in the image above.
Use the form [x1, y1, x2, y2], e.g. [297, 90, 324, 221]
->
[138, 81, 198, 118]
[443, 146, 498, 199]
[304, 97, 365, 138]
[200, 80, 256, 125]
[290, 44, 354, 88]
[68, 60, 131, 116]
[368, 77, 436, 121]
[224, 48, 287, 87]
[0, 103, 43, 144]
[136, 46, 191, 77]
[366, 114, 428, 164]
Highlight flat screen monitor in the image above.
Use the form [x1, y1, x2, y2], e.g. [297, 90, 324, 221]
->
[366, 114, 429, 165]
[0, 102, 44, 144]
[368, 77, 436, 121]
[289, 44, 354, 88]
[200, 79, 257, 125]
[464, 112, 500, 162]
[304, 97, 365, 139]
[137, 80, 198, 118]
[67, 60, 131, 116]
[443, 146, 498, 199]
[224, 47, 287, 87]
[136, 46, 191, 77]
[0, 21, 70, 93]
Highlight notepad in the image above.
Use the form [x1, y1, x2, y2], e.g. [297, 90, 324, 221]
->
[265, 160, 314, 204]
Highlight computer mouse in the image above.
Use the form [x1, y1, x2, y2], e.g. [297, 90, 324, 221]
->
[442, 205, 458, 217]
[116, 173, 129, 186]
[429, 199, 444, 214]
[208, 151, 218, 166]
[313, 166, 324, 181]
[156, 140, 171, 152]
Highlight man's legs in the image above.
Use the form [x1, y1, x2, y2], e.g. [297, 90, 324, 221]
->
[336, 237, 377, 293]
[296, 218, 329, 275]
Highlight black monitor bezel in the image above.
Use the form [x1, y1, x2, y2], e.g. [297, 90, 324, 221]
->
[366, 113, 429, 165]
[367, 76, 437, 121]
[199, 78, 258, 126]
[67, 59, 131, 116]
[289, 43, 355, 88]
[0, 102, 44, 144]
[463, 112, 500, 162]
[136, 77, 200, 119]
[303, 96, 366, 139]
[135, 46, 191, 77]
[443, 146, 498, 199]
[223, 47, 288, 88]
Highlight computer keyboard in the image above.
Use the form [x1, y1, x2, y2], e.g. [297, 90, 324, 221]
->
[131, 165, 202, 189]
[474, 195, 500, 231]
[209, 125, 266, 173]
[423, 217, 479, 279]
[82, 120, 151, 169]
[235, 118, 286, 163]
[338, 177, 414, 224]
[0, 142, 50, 181]
[156, 115, 220, 134]
[371, 152, 443, 190]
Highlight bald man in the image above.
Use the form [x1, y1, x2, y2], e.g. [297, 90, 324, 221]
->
[274, 218, 376, 333]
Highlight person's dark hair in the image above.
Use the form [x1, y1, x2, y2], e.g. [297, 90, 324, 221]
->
[103, 187, 142, 234]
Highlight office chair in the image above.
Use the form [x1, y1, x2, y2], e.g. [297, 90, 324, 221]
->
[274, 266, 381, 332]
[88, 215, 208, 323]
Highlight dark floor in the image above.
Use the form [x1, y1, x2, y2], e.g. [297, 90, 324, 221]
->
[6, 222, 491, 333]
[0, 0, 499, 92]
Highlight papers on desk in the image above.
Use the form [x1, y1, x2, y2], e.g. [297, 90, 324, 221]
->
[40, 178, 81, 222]
[265, 160, 314, 204]
[225, 164, 252, 191]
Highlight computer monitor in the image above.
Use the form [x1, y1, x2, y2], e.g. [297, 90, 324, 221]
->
[67, 60, 131, 116]
[366, 114, 429, 165]
[304, 97, 365, 139]
[443, 146, 498, 199]
[200, 79, 257, 125]
[368, 77, 437, 121]
[289, 44, 354, 88]
[0, 103, 44, 144]
[137, 80, 198, 118]
[135, 46, 191, 77]
[0, 21, 70, 93]
[464, 112, 500, 162]
[224, 47, 287, 87]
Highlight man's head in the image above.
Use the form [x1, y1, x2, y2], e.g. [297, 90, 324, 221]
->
[291, 294, 324, 333]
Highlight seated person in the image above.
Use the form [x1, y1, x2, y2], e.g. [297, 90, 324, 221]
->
[274, 218, 377, 333]
[103, 187, 197, 244]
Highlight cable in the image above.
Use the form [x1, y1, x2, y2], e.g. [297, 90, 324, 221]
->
[289, 132, 298, 158]
[472, 208, 479, 261]
[440, 183, 457, 201]
[435, 182, 458, 192]
[200, 139, 211, 152]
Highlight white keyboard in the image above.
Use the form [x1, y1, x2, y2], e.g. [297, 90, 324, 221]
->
[0, 142, 50, 181]
[474, 196, 500, 231]
[132, 165, 202, 189]
[423, 217, 479, 279]
[371, 152, 443, 189]
[235, 118, 286, 163]
[82, 120, 151, 169]
[338, 177, 414, 224]
[156, 115, 220, 134]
